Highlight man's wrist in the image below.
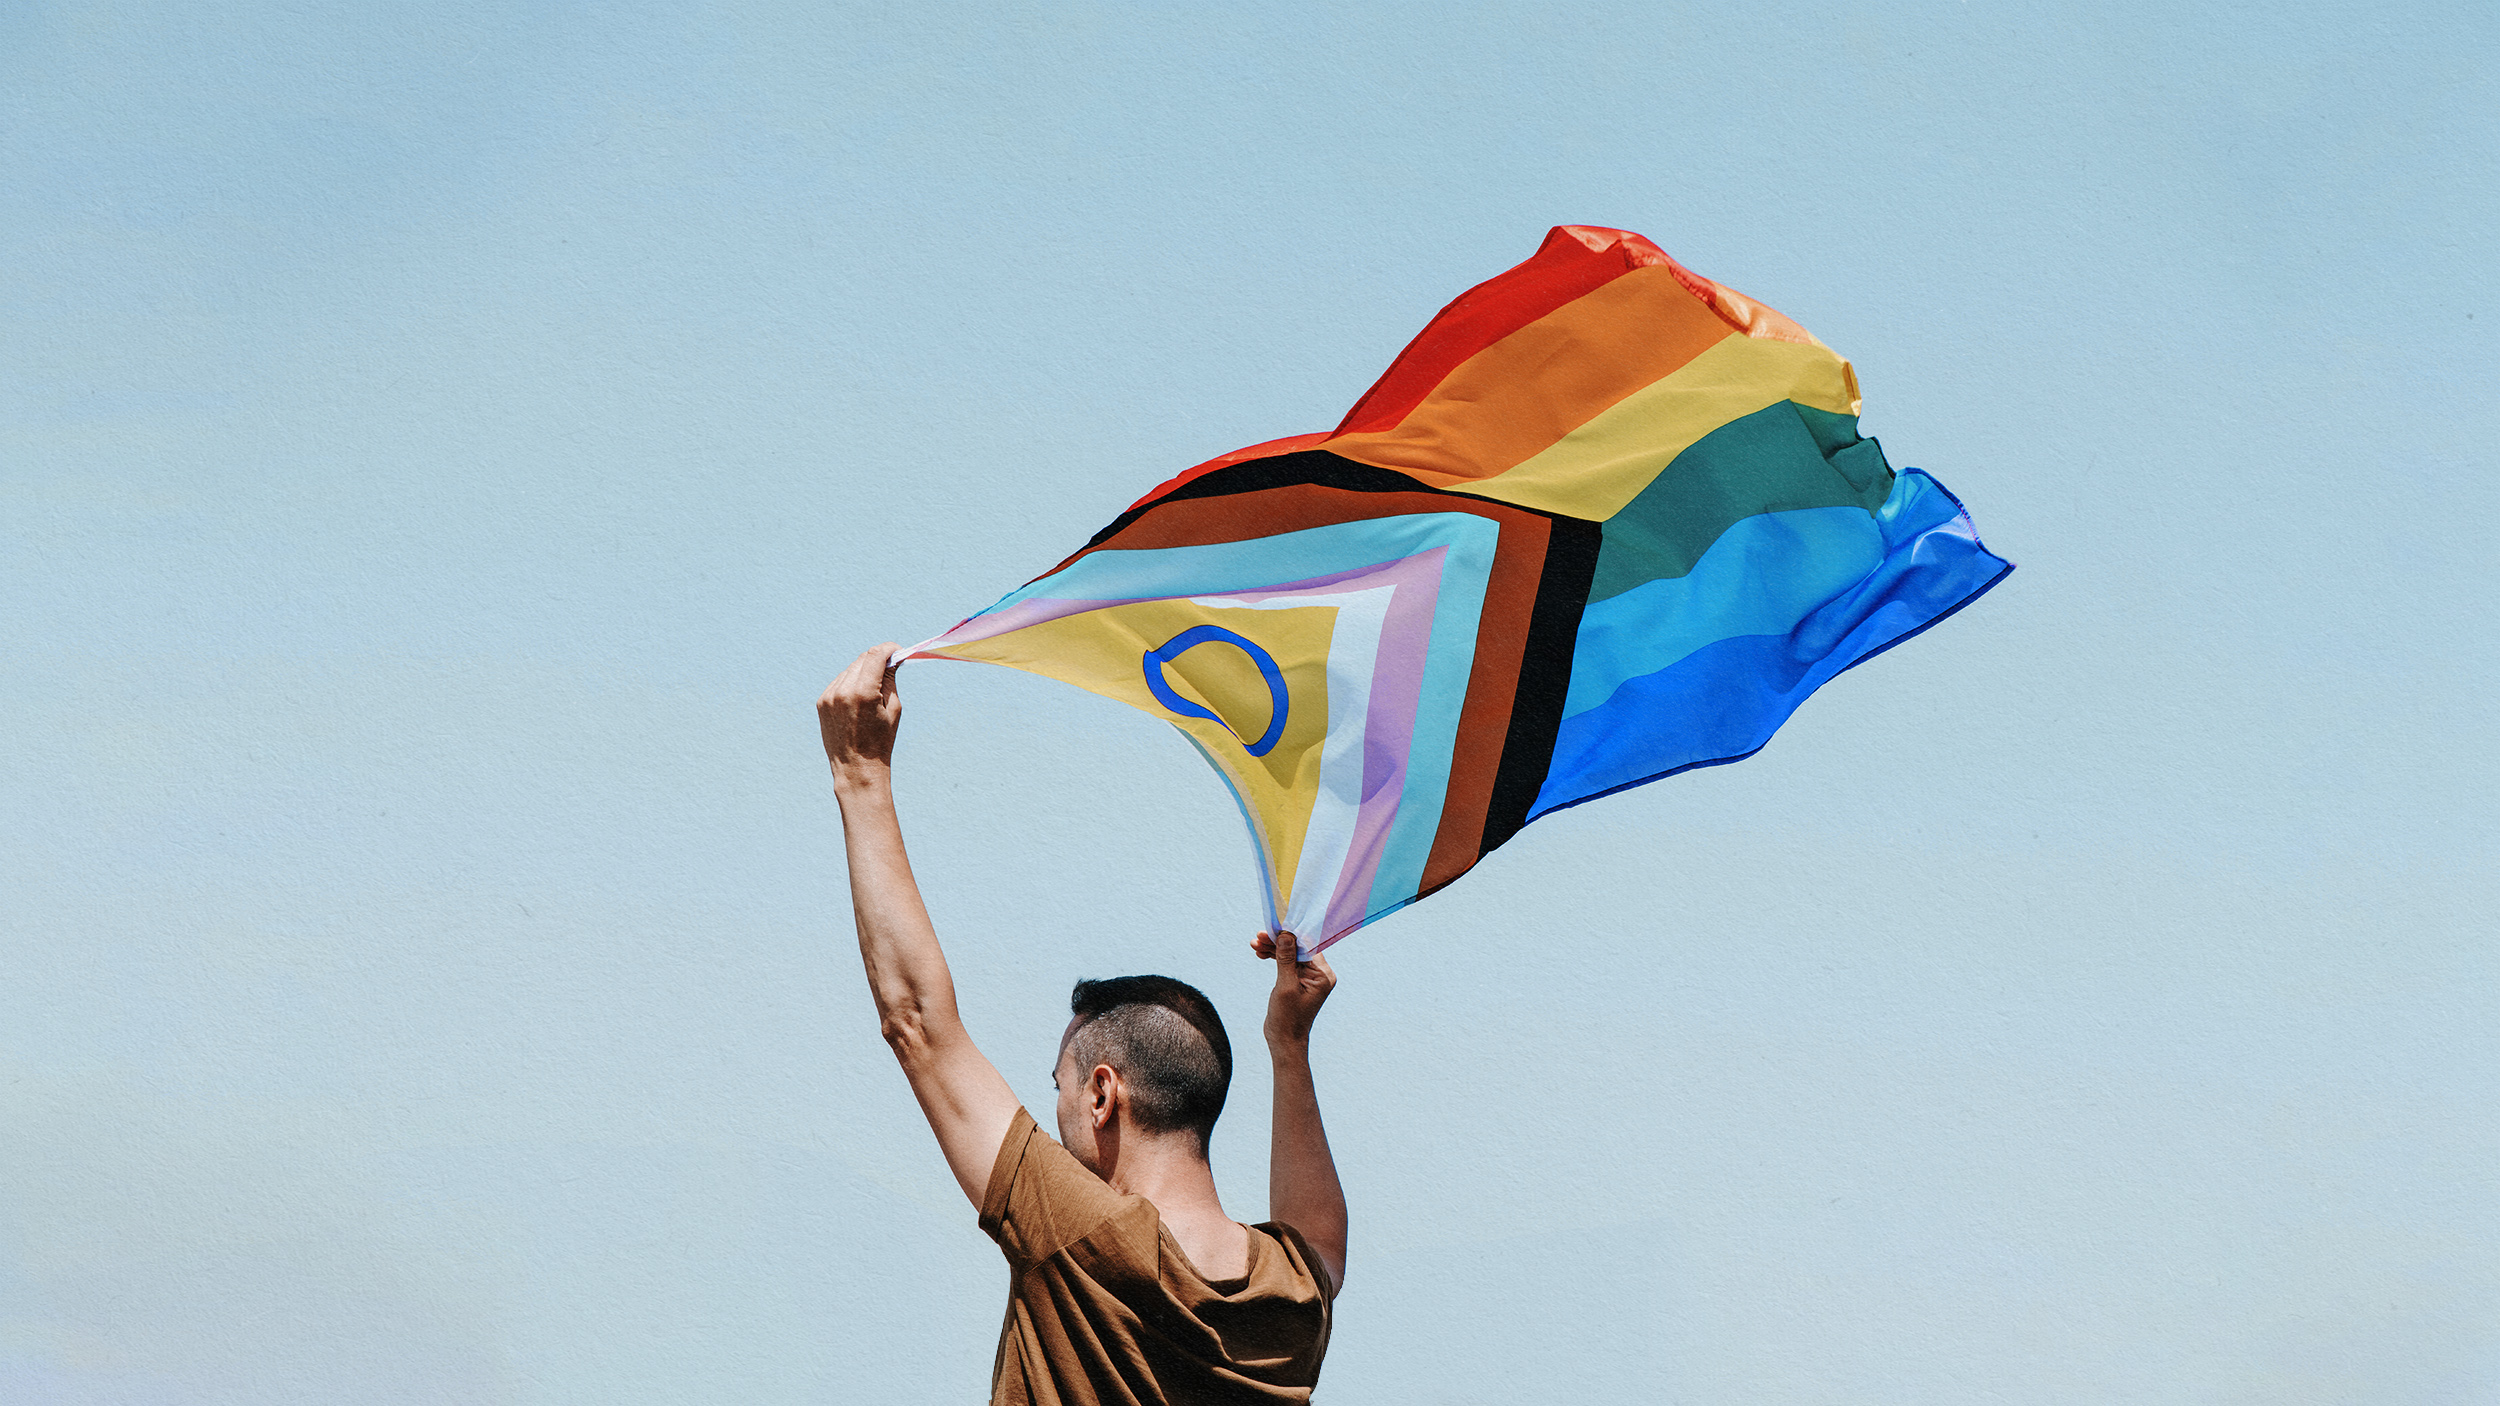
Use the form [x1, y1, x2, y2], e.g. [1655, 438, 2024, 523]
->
[1267, 1033, 1312, 1062]
[831, 761, 894, 801]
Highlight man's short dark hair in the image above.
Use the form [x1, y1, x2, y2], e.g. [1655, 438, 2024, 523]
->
[1066, 975, 1233, 1157]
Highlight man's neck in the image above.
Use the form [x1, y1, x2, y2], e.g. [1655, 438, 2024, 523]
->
[1103, 1132, 1248, 1280]
[1102, 1132, 1223, 1210]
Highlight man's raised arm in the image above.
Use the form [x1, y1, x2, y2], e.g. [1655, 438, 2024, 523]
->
[819, 645, 1020, 1207]
[1253, 932, 1348, 1293]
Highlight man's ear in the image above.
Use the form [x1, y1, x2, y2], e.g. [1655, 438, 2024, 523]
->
[1088, 1064, 1119, 1130]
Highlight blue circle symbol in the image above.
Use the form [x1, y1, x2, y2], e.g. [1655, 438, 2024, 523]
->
[1141, 625, 1291, 757]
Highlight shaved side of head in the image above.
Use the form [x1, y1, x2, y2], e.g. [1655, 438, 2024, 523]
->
[1066, 975, 1233, 1158]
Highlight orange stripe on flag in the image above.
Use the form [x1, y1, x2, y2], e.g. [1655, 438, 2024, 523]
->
[1326, 266, 1734, 487]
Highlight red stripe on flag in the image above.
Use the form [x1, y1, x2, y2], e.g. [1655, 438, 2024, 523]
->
[1127, 227, 1726, 513]
[1331, 226, 1687, 436]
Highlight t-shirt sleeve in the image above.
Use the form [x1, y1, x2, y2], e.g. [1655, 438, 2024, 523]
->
[1262, 1220, 1340, 1303]
[977, 1108, 1131, 1269]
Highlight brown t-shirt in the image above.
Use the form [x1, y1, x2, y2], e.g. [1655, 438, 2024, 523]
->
[978, 1109, 1334, 1405]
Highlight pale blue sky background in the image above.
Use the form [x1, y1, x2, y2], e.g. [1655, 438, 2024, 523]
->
[4, 2, 2496, 1402]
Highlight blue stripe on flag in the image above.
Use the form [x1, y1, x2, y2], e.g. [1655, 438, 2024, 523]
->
[1530, 470, 2009, 817]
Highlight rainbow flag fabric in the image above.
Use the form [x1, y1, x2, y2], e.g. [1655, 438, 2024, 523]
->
[895, 227, 2011, 953]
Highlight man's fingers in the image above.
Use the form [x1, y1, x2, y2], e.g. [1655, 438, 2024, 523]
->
[829, 644, 899, 703]
[876, 645, 903, 707]
[851, 644, 891, 693]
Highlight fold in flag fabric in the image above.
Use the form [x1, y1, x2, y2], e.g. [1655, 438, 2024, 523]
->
[894, 227, 2012, 954]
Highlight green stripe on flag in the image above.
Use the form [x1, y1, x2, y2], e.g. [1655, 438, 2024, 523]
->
[1585, 401, 1895, 604]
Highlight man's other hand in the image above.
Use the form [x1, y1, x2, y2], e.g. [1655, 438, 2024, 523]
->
[1252, 932, 1336, 1049]
[818, 644, 903, 791]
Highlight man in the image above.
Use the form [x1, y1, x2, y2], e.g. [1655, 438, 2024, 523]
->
[817, 644, 1348, 1404]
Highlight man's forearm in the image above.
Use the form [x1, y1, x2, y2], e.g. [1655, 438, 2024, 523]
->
[836, 771, 962, 1045]
[1268, 1039, 1348, 1284]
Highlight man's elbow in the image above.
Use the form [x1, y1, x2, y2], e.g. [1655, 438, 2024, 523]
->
[877, 1003, 962, 1066]
[879, 1007, 931, 1059]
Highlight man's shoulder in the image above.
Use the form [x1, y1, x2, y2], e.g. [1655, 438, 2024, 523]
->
[1249, 1220, 1338, 1302]
[981, 1110, 1155, 1267]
